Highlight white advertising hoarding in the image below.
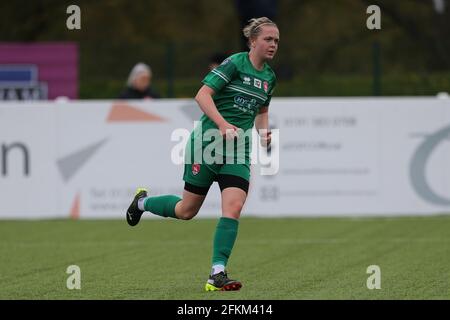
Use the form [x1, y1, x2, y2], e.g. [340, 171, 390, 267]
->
[246, 98, 450, 215]
[0, 97, 449, 218]
[0, 105, 60, 217]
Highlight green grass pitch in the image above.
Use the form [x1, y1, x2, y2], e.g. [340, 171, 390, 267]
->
[0, 216, 449, 299]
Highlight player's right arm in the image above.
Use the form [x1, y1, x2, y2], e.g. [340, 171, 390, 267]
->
[195, 85, 238, 140]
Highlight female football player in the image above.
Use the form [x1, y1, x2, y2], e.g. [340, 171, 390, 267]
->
[126, 17, 279, 291]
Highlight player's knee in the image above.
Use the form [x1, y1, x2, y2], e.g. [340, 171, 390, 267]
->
[178, 206, 199, 220]
[178, 213, 195, 220]
[225, 199, 244, 215]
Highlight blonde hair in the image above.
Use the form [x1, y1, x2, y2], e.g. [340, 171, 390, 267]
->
[242, 17, 277, 48]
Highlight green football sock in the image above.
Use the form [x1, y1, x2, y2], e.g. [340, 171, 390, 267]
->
[212, 217, 239, 267]
[144, 195, 181, 219]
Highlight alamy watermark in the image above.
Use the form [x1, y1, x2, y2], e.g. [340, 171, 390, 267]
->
[366, 265, 381, 289]
[171, 121, 279, 176]
[66, 265, 81, 290]
[366, 5, 381, 30]
[66, 5, 81, 30]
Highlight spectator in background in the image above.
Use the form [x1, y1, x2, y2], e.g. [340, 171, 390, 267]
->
[118, 63, 160, 99]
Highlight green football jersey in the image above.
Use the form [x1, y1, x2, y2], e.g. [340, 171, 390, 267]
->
[201, 52, 276, 131]
[187, 52, 276, 165]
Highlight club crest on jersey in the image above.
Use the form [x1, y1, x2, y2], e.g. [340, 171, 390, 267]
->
[254, 78, 262, 89]
[243, 76, 251, 85]
[192, 163, 201, 175]
[263, 81, 269, 93]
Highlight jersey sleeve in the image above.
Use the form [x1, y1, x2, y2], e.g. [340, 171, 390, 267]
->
[263, 76, 277, 106]
[202, 58, 237, 92]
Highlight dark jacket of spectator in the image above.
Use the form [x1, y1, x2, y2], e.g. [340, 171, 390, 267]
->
[118, 86, 160, 99]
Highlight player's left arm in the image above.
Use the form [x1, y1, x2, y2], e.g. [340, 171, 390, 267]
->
[255, 106, 271, 147]
[256, 76, 276, 147]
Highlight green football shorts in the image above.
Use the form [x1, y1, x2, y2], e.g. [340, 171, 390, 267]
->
[183, 162, 250, 188]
